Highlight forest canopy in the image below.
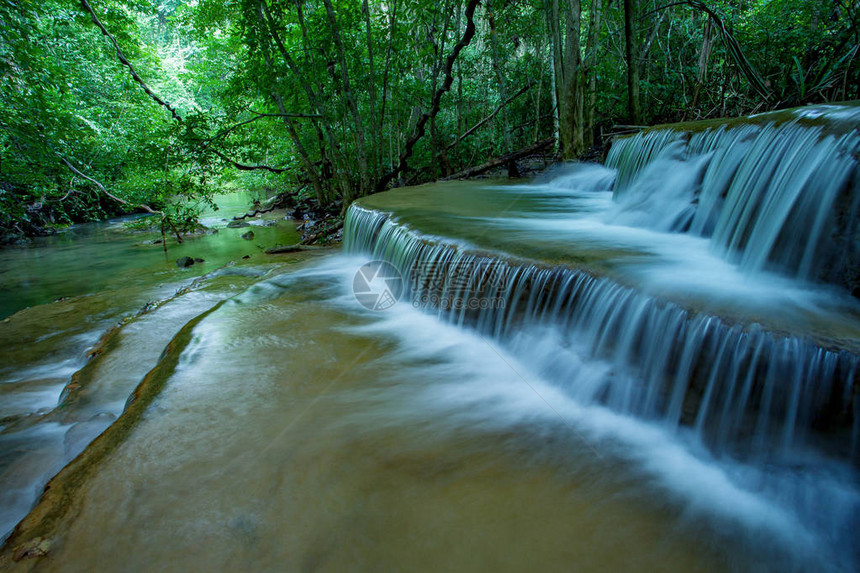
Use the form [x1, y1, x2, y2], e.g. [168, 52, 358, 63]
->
[1, 0, 857, 241]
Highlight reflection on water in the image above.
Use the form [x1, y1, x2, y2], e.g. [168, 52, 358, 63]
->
[0, 192, 298, 319]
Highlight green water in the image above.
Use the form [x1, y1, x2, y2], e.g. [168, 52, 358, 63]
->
[0, 184, 850, 572]
[0, 192, 301, 543]
[0, 193, 299, 319]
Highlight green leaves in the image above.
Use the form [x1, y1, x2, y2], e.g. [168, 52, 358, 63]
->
[0, 0, 222, 238]
[3, 0, 854, 241]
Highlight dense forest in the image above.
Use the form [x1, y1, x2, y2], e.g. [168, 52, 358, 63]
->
[1, 0, 857, 242]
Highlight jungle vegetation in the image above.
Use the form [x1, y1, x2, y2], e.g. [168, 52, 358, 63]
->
[1, 0, 857, 240]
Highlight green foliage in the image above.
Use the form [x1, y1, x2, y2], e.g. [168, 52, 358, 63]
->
[622, 0, 859, 122]
[1, 0, 854, 241]
[0, 0, 216, 241]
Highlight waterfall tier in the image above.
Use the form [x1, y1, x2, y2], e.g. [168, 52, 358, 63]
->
[606, 104, 860, 288]
[342, 106, 860, 565]
[345, 205, 859, 464]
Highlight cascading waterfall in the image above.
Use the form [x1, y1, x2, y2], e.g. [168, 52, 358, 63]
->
[344, 105, 860, 567]
[606, 106, 860, 284]
[345, 206, 858, 463]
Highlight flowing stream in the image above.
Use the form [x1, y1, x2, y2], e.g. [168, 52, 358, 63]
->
[0, 193, 300, 544]
[2, 105, 859, 572]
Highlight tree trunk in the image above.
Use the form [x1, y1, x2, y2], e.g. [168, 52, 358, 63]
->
[546, 0, 564, 148]
[558, 0, 584, 159]
[361, 0, 379, 175]
[379, 0, 398, 125]
[322, 0, 370, 199]
[690, 17, 714, 114]
[487, 1, 513, 153]
[583, 0, 603, 149]
[373, 0, 481, 194]
[276, 99, 327, 205]
[624, 0, 641, 124]
[260, 0, 351, 200]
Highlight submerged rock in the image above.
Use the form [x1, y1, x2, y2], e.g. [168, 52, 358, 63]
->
[12, 537, 50, 561]
[227, 220, 249, 229]
[176, 256, 194, 268]
[265, 243, 304, 254]
[240, 231, 255, 241]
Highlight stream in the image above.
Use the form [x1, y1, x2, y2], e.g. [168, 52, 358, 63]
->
[2, 105, 860, 572]
[0, 193, 301, 544]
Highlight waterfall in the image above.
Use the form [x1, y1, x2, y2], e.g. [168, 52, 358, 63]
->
[606, 106, 860, 283]
[344, 206, 858, 464]
[343, 105, 860, 566]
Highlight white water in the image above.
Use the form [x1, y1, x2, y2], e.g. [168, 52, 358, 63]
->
[497, 169, 860, 336]
[607, 106, 860, 282]
[273, 255, 860, 572]
[342, 105, 860, 571]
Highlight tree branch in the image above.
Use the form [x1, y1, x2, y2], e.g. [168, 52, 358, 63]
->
[83, 1, 297, 179]
[645, 0, 771, 99]
[80, 0, 183, 122]
[203, 113, 321, 146]
[441, 137, 554, 181]
[443, 82, 532, 153]
[374, 0, 481, 194]
[60, 157, 157, 214]
[59, 156, 184, 243]
[210, 149, 292, 174]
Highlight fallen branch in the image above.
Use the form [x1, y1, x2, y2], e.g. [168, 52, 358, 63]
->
[232, 189, 301, 220]
[265, 243, 306, 254]
[441, 137, 554, 181]
[233, 205, 279, 221]
[300, 219, 344, 245]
